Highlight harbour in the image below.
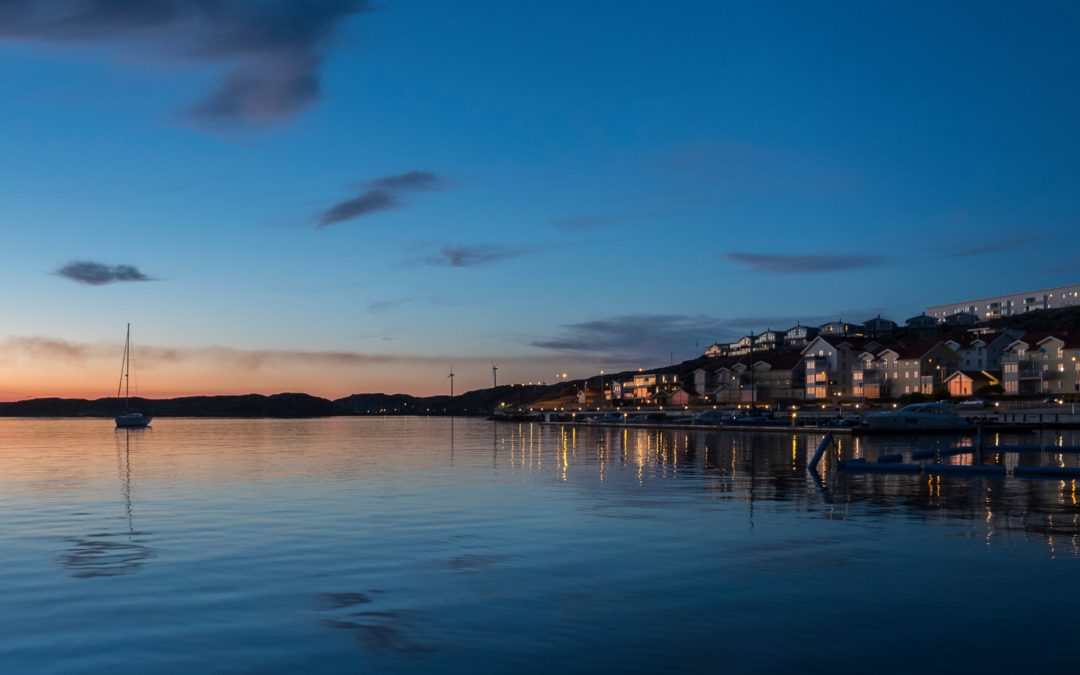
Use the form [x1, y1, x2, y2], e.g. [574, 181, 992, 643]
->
[3, 416, 1080, 673]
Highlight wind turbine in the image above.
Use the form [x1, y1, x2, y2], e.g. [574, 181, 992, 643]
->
[448, 364, 455, 397]
[492, 361, 498, 388]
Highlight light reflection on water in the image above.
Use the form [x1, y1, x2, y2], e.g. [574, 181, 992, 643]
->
[1, 417, 1080, 673]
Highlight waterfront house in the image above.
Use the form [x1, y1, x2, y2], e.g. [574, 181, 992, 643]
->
[712, 363, 746, 403]
[946, 331, 1017, 372]
[729, 335, 755, 356]
[851, 340, 959, 398]
[819, 320, 864, 337]
[802, 336, 880, 399]
[611, 371, 682, 403]
[691, 367, 721, 398]
[703, 343, 729, 358]
[783, 324, 819, 348]
[751, 353, 805, 402]
[656, 389, 692, 406]
[862, 315, 898, 337]
[1002, 333, 1080, 396]
[753, 330, 782, 351]
[942, 311, 979, 328]
[889, 340, 959, 397]
[944, 370, 1000, 397]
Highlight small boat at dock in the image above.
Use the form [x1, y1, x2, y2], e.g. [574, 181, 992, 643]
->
[863, 402, 971, 433]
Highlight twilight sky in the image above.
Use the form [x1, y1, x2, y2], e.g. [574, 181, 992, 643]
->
[1, 0, 1078, 400]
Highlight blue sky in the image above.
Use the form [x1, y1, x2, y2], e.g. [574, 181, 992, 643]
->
[1, 1, 1078, 398]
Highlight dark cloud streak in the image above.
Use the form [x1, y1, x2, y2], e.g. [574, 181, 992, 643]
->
[424, 245, 531, 268]
[317, 189, 396, 228]
[0, 1, 370, 127]
[368, 171, 441, 191]
[724, 252, 886, 274]
[938, 235, 1038, 259]
[534, 314, 723, 362]
[316, 171, 444, 228]
[57, 261, 152, 285]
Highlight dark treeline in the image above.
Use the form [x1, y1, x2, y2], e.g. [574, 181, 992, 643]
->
[0, 384, 573, 418]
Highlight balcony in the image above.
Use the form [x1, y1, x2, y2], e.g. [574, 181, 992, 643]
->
[1017, 366, 1042, 380]
[855, 370, 882, 385]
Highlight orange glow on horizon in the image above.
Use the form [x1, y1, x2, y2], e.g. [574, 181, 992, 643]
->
[0, 347, 619, 402]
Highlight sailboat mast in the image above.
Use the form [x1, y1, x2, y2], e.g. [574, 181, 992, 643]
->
[124, 323, 131, 413]
[117, 323, 130, 408]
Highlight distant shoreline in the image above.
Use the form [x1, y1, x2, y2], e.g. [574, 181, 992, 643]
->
[0, 385, 567, 419]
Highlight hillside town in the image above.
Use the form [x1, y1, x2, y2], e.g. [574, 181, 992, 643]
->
[597, 283, 1080, 407]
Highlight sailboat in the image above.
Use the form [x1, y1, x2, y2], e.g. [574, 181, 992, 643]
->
[115, 323, 152, 429]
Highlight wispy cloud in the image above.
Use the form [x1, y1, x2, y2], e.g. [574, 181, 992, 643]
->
[1, 336, 94, 361]
[534, 314, 724, 362]
[533, 309, 897, 362]
[369, 171, 441, 191]
[317, 189, 396, 227]
[56, 261, 152, 285]
[937, 235, 1038, 259]
[554, 212, 645, 230]
[0, 336, 580, 371]
[724, 252, 886, 274]
[0, 1, 370, 127]
[422, 245, 532, 268]
[367, 298, 412, 313]
[316, 171, 444, 228]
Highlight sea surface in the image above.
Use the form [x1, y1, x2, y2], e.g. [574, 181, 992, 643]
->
[2, 417, 1080, 674]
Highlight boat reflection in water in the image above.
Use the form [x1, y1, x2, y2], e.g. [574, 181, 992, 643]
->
[59, 430, 154, 579]
[3, 417, 1080, 673]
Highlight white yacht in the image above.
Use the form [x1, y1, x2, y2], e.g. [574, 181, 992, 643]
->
[865, 402, 970, 431]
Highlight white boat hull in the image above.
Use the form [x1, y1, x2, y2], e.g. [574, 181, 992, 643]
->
[865, 403, 969, 431]
[116, 413, 152, 429]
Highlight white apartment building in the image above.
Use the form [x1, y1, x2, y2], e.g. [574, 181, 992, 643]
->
[927, 284, 1080, 320]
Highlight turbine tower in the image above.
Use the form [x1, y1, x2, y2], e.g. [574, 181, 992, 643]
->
[492, 362, 498, 388]
[448, 364, 455, 397]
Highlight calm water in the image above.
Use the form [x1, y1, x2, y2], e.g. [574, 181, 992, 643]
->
[2, 418, 1080, 673]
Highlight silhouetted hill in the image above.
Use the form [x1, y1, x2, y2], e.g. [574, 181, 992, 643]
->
[332, 383, 566, 416]
[982, 304, 1080, 332]
[0, 393, 334, 418]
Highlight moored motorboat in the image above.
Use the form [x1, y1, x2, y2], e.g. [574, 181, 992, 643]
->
[864, 402, 970, 432]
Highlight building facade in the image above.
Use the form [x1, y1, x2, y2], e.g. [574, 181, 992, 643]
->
[944, 370, 1000, 397]
[784, 324, 819, 348]
[852, 341, 959, 399]
[802, 336, 878, 399]
[1002, 334, 1080, 396]
[927, 284, 1080, 321]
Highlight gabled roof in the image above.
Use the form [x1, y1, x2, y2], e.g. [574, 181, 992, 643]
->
[863, 315, 897, 326]
[905, 313, 938, 325]
[1031, 331, 1080, 349]
[754, 352, 804, 370]
[893, 339, 954, 361]
[1010, 331, 1053, 349]
[803, 335, 879, 353]
[944, 370, 1000, 384]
